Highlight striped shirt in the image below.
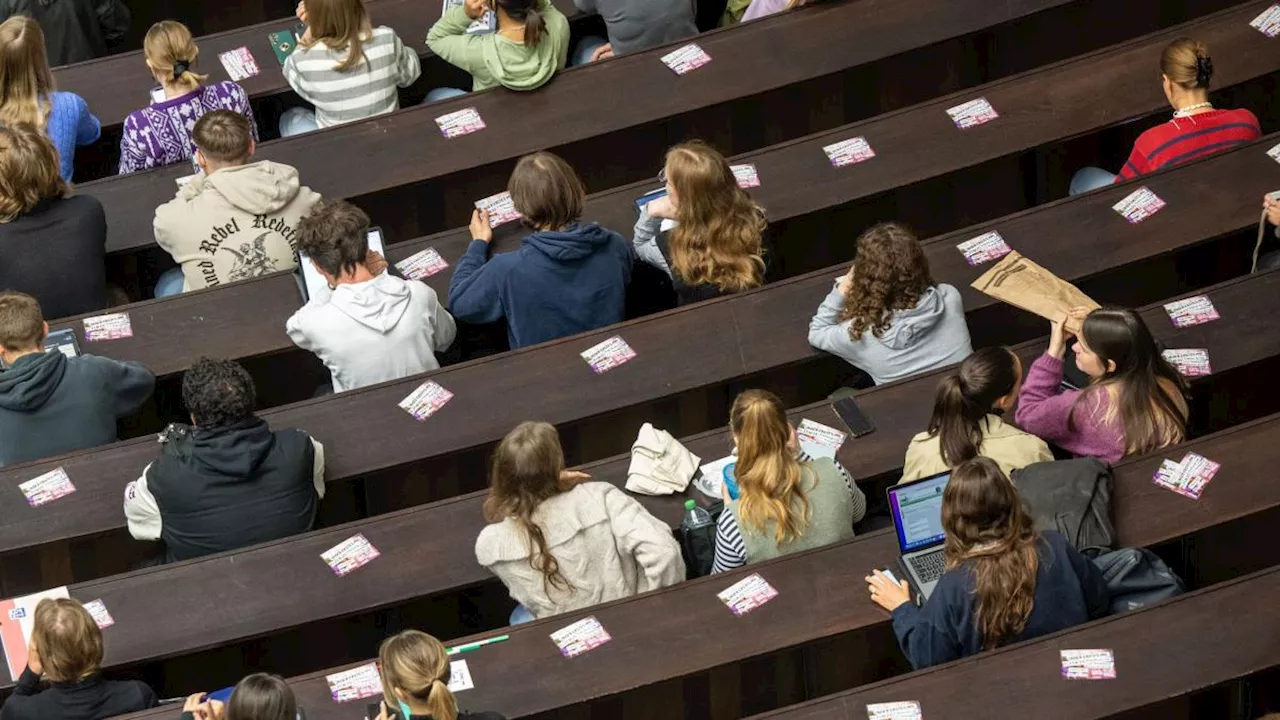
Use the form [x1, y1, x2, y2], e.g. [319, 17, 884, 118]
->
[1115, 108, 1260, 181]
[282, 26, 422, 129]
[710, 452, 866, 574]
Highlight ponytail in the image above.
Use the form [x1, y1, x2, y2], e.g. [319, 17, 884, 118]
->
[730, 390, 809, 543]
[378, 631, 459, 720]
[499, 0, 545, 48]
[925, 347, 1022, 468]
[143, 21, 208, 88]
[424, 678, 457, 720]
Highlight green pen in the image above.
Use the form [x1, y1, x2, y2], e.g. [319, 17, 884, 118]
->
[447, 634, 510, 656]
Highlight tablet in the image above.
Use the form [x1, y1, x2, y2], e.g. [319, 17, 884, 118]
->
[297, 227, 387, 303]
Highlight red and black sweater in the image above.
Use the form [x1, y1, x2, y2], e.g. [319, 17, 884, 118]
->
[1116, 108, 1261, 181]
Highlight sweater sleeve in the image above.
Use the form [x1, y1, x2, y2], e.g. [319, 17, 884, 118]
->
[711, 508, 747, 574]
[1115, 139, 1149, 182]
[74, 95, 102, 146]
[123, 465, 162, 541]
[282, 50, 314, 103]
[1063, 538, 1111, 619]
[631, 207, 671, 276]
[1014, 353, 1081, 448]
[11, 665, 41, 696]
[229, 82, 260, 142]
[426, 6, 486, 75]
[446, 240, 505, 325]
[424, 285, 458, 352]
[310, 437, 326, 500]
[118, 115, 146, 175]
[602, 486, 686, 591]
[889, 586, 965, 669]
[837, 460, 868, 524]
[105, 359, 156, 417]
[390, 30, 422, 87]
[807, 281, 859, 362]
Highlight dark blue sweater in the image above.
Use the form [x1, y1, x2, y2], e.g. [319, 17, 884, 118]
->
[890, 530, 1110, 669]
[447, 223, 632, 349]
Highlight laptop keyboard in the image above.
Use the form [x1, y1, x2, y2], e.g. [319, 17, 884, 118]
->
[909, 550, 946, 584]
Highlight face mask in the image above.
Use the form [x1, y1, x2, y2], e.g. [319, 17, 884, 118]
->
[397, 700, 413, 720]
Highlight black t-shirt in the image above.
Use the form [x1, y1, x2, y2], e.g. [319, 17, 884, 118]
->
[0, 195, 108, 320]
[1, 667, 158, 720]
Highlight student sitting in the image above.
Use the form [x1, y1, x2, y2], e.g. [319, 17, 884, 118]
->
[633, 141, 767, 306]
[119, 21, 258, 175]
[288, 200, 456, 392]
[712, 390, 866, 573]
[1070, 38, 1260, 194]
[570, 0, 697, 61]
[372, 630, 507, 720]
[0, 292, 154, 468]
[448, 151, 631, 349]
[1016, 307, 1188, 464]
[153, 110, 320, 297]
[180, 673, 296, 720]
[426, 0, 569, 98]
[867, 457, 1109, 669]
[281, 0, 422, 135]
[0, 598, 158, 720]
[0, 124, 108, 319]
[123, 357, 326, 563]
[901, 347, 1052, 483]
[475, 421, 684, 623]
[0, 17, 100, 181]
[808, 222, 972, 385]
[0, 0, 129, 67]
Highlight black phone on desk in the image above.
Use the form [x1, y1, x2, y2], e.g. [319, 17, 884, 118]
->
[832, 396, 875, 437]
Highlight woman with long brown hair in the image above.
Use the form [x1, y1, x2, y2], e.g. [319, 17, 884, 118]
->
[633, 140, 767, 306]
[370, 630, 506, 720]
[711, 389, 865, 573]
[866, 457, 1109, 669]
[180, 673, 296, 720]
[808, 222, 971, 385]
[475, 421, 684, 624]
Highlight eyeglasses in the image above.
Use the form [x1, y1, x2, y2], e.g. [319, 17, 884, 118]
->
[657, 168, 668, 183]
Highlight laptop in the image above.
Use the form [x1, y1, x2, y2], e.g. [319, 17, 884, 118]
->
[296, 227, 388, 303]
[0, 328, 80, 371]
[887, 470, 951, 603]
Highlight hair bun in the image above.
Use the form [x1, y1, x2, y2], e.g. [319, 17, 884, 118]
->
[173, 59, 191, 80]
[1194, 54, 1213, 87]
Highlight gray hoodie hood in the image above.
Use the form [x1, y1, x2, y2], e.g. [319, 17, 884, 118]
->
[878, 286, 948, 350]
[328, 273, 411, 333]
[199, 161, 303, 215]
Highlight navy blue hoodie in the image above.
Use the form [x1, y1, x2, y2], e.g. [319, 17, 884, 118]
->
[447, 223, 632, 349]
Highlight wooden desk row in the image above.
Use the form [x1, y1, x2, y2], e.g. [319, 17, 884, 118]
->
[116, 408, 1280, 716]
[46, 266, 1280, 696]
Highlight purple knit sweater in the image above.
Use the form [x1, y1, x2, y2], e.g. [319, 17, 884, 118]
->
[117, 82, 258, 175]
[1015, 353, 1125, 463]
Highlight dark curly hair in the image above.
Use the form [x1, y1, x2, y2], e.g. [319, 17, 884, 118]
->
[182, 357, 256, 428]
[295, 199, 370, 278]
[840, 222, 936, 339]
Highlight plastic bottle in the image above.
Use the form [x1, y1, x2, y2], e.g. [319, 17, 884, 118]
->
[682, 499, 714, 531]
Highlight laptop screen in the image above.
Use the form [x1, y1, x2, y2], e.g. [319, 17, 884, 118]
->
[888, 471, 950, 553]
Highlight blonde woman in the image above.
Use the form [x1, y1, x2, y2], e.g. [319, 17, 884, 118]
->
[711, 390, 866, 573]
[372, 631, 507, 720]
[633, 140, 767, 306]
[118, 21, 257, 174]
[281, 0, 422, 135]
[0, 598, 158, 720]
[0, 17, 99, 181]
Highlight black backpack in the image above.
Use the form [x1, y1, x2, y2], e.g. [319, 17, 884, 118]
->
[680, 499, 723, 578]
[1010, 458, 1116, 556]
[1091, 547, 1185, 613]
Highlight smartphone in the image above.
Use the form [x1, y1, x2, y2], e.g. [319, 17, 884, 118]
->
[366, 702, 397, 720]
[149, 86, 166, 104]
[268, 29, 298, 65]
[831, 397, 875, 437]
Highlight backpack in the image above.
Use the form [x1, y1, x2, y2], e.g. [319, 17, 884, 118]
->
[680, 499, 723, 578]
[1091, 547, 1185, 613]
[1010, 458, 1115, 556]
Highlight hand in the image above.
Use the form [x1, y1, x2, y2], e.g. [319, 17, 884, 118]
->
[559, 470, 590, 484]
[26, 643, 41, 677]
[183, 694, 208, 713]
[865, 570, 912, 612]
[590, 43, 615, 62]
[720, 477, 732, 504]
[295, 0, 307, 23]
[470, 209, 494, 244]
[645, 195, 676, 220]
[187, 700, 225, 720]
[366, 249, 388, 276]
[1048, 311, 1070, 359]
[1266, 193, 1280, 227]
[464, 0, 488, 20]
[372, 700, 394, 720]
[836, 265, 854, 296]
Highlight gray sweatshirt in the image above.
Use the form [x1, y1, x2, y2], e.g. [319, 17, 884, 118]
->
[807, 281, 973, 385]
[573, 0, 698, 56]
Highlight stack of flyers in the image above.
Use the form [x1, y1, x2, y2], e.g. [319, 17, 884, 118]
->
[823, 137, 876, 168]
[82, 599, 114, 629]
[1112, 187, 1166, 224]
[550, 616, 612, 658]
[398, 380, 454, 421]
[395, 247, 450, 280]
[660, 43, 712, 75]
[475, 191, 523, 227]
[83, 313, 133, 341]
[866, 701, 923, 720]
[1250, 5, 1280, 38]
[1162, 296, 1219, 328]
[717, 573, 779, 616]
[448, 660, 474, 692]
[1060, 649, 1117, 679]
[1153, 451, 1221, 500]
[580, 336, 637, 374]
[946, 97, 999, 129]
[731, 163, 761, 188]
[1268, 142, 1280, 164]
[795, 418, 847, 460]
[325, 663, 383, 702]
[320, 533, 381, 577]
[18, 467, 75, 508]
[218, 47, 260, 81]
[956, 231, 1012, 266]
[435, 107, 487, 139]
[1162, 348, 1212, 377]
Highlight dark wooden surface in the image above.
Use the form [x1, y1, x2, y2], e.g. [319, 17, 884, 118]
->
[115, 408, 1280, 718]
[746, 566, 1280, 719]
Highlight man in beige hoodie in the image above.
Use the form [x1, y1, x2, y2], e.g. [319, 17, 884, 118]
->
[152, 110, 321, 295]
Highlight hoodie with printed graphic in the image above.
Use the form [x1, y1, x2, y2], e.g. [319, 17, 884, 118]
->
[153, 160, 322, 292]
[286, 272, 458, 393]
[426, 0, 569, 92]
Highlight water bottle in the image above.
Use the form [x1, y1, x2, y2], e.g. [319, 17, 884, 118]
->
[682, 499, 714, 530]
[681, 499, 716, 577]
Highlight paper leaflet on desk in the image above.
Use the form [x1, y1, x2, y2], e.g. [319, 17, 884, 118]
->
[866, 701, 922, 720]
[1061, 648, 1116, 679]
[970, 251, 1100, 334]
[0, 587, 70, 682]
[795, 419, 846, 460]
[1250, 5, 1280, 38]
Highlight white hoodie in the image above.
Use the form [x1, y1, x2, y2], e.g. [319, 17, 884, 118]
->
[285, 272, 457, 393]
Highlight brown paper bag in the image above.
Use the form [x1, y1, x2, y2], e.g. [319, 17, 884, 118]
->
[971, 251, 1100, 333]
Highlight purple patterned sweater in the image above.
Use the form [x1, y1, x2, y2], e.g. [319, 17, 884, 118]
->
[117, 82, 259, 175]
[1014, 353, 1126, 463]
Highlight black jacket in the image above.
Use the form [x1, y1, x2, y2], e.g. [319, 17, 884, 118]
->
[0, 666, 157, 720]
[0, 195, 108, 320]
[0, 351, 154, 467]
[0, 0, 129, 66]
[126, 417, 321, 563]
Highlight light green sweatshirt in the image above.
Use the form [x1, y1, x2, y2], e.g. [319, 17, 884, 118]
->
[426, 1, 570, 92]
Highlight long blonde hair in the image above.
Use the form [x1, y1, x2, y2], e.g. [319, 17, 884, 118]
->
[144, 21, 208, 90]
[378, 631, 458, 720]
[665, 141, 766, 293]
[0, 16, 55, 129]
[730, 390, 809, 543]
[301, 0, 372, 72]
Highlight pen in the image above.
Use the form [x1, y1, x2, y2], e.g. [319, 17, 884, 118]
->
[447, 634, 510, 656]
